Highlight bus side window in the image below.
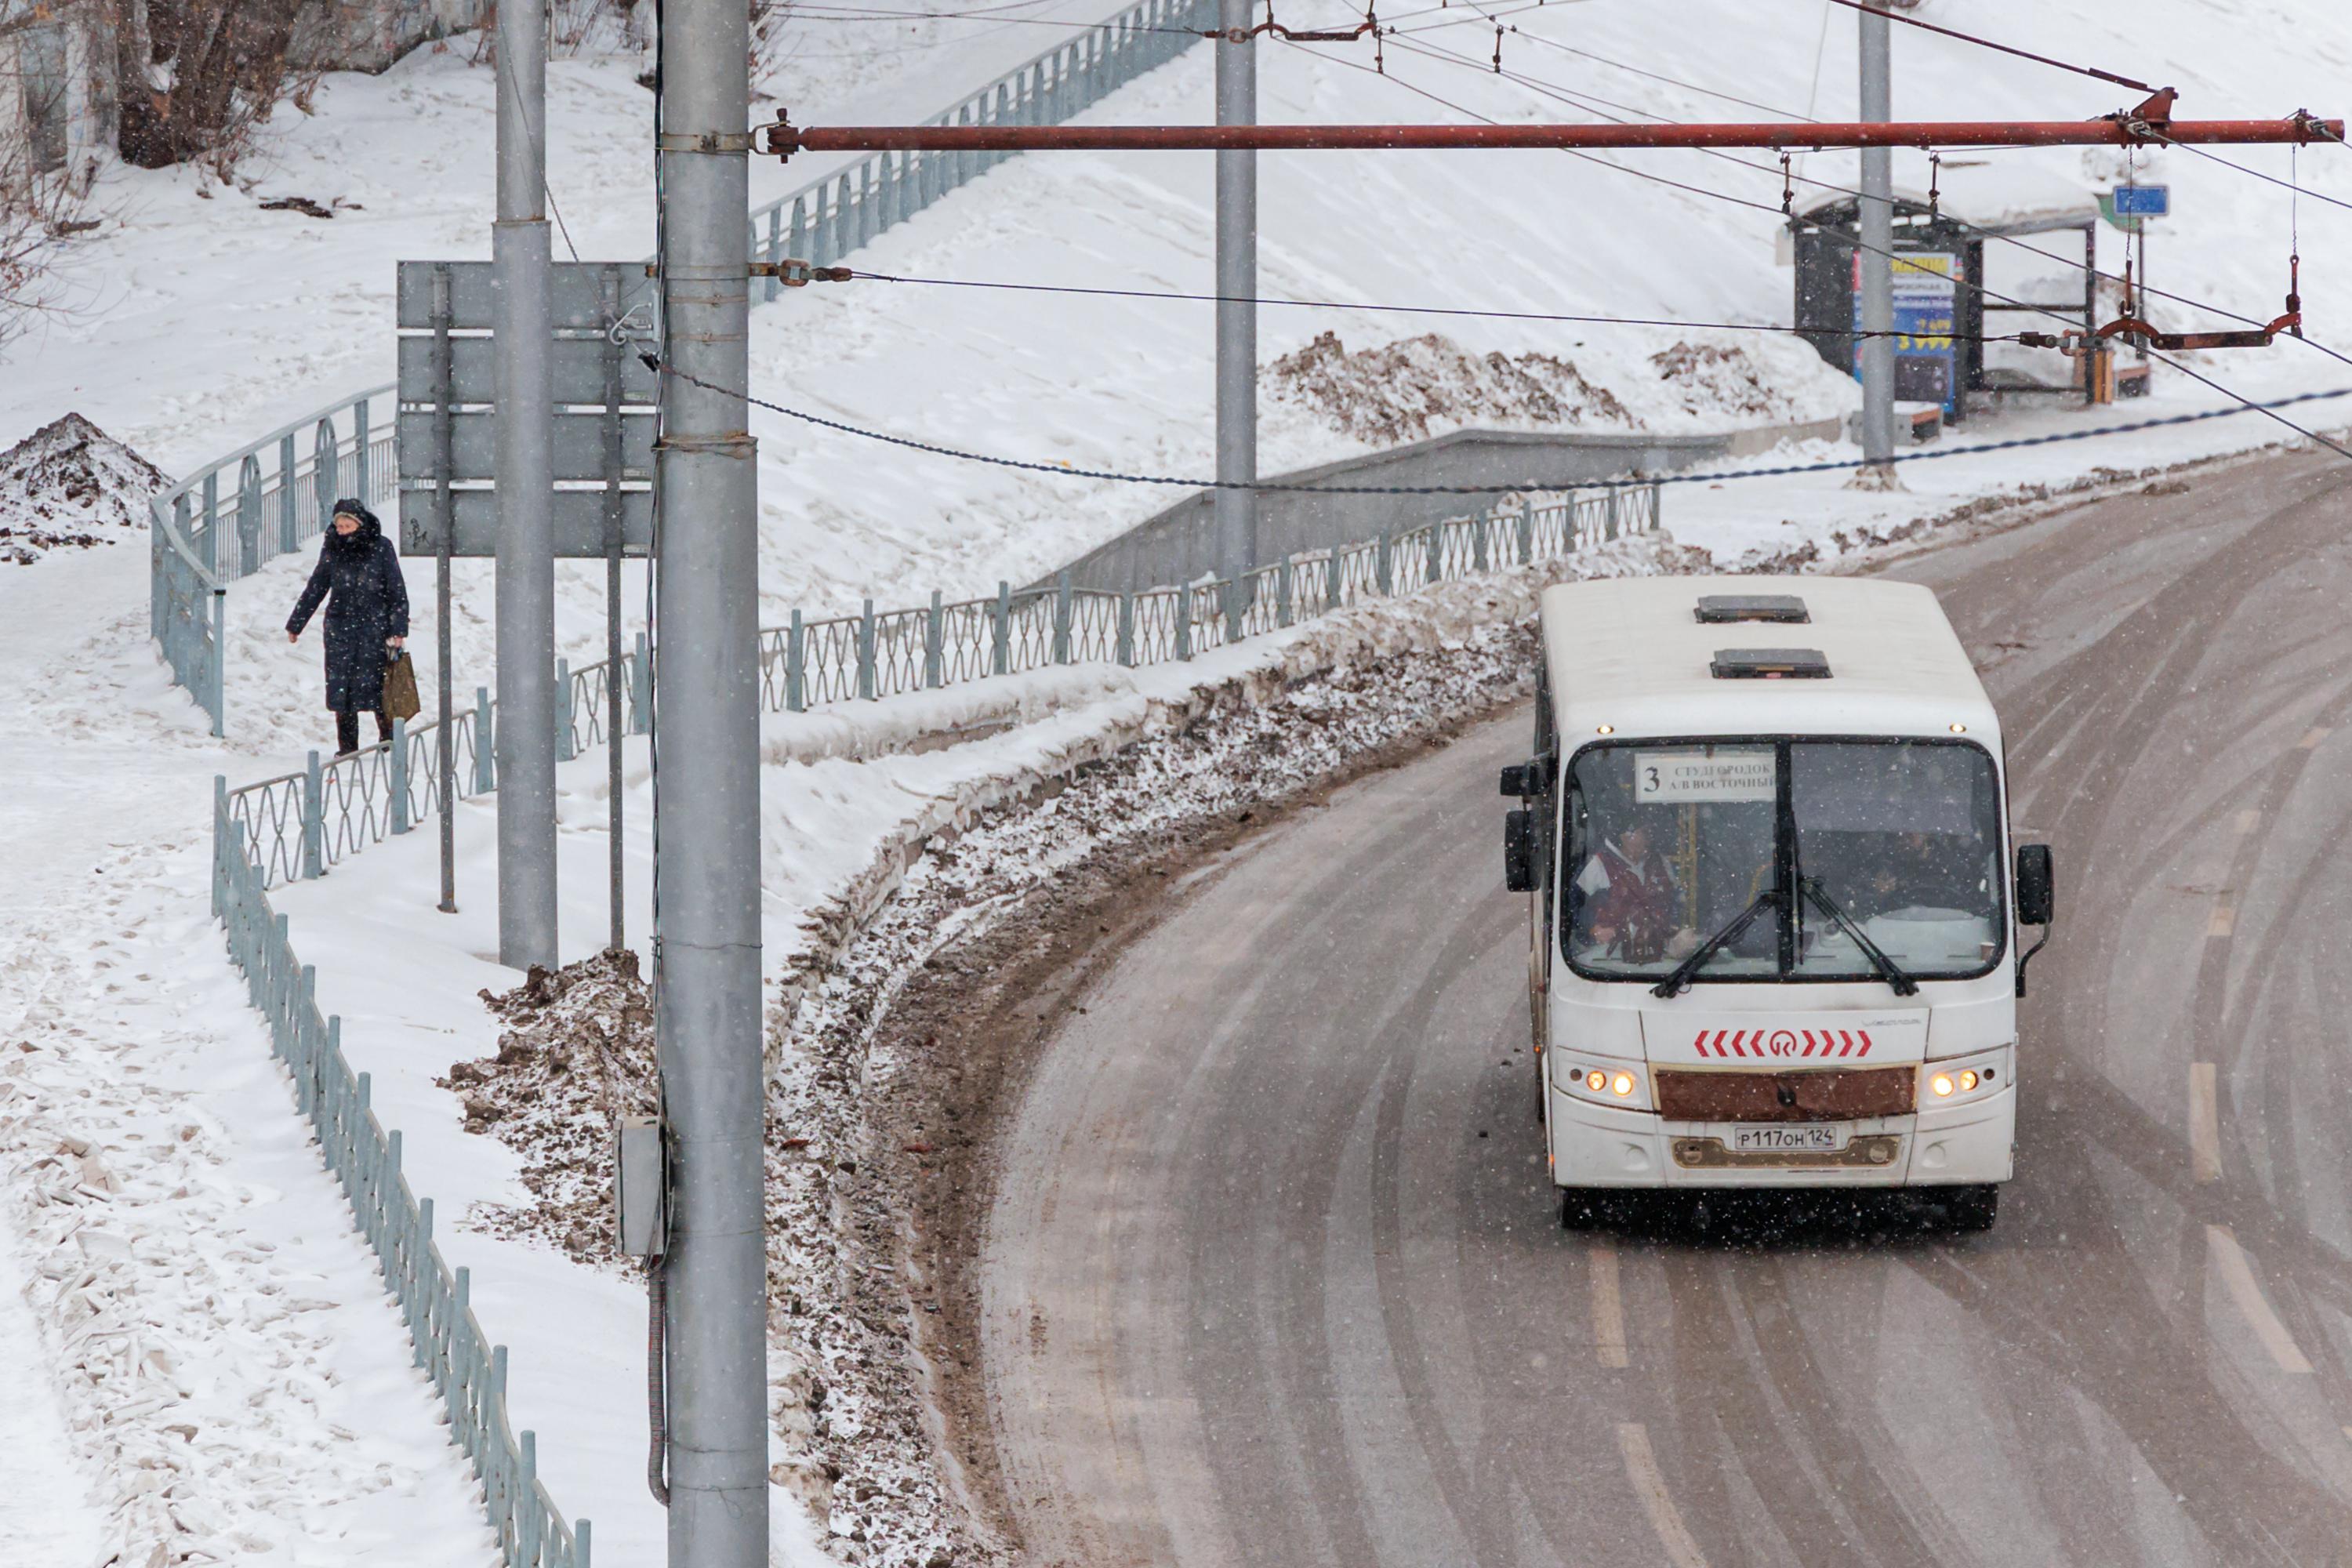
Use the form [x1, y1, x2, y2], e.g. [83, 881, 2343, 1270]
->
[1562, 784, 1590, 948]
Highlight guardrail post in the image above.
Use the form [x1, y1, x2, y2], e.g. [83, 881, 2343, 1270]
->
[857, 597, 877, 700]
[1376, 530, 1393, 596]
[390, 720, 411, 834]
[1116, 590, 1134, 667]
[992, 581, 1011, 675]
[1605, 485, 1621, 541]
[1425, 521, 1444, 587]
[353, 397, 372, 500]
[520, 1432, 540, 1565]
[301, 750, 325, 880]
[632, 632, 652, 733]
[414, 1198, 434, 1368]
[924, 590, 943, 688]
[1472, 510, 1490, 573]
[1650, 480, 1663, 531]
[1517, 497, 1534, 564]
[199, 472, 219, 571]
[278, 433, 299, 555]
[474, 688, 496, 794]
[1276, 555, 1294, 628]
[1222, 575, 1242, 644]
[1327, 546, 1344, 612]
[1053, 571, 1073, 665]
[555, 658, 575, 761]
[1175, 582, 1192, 661]
[208, 589, 227, 738]
[786, 610, 806, 712]
[212, 775, 228, 919]
[575, 1518, 591, 1568]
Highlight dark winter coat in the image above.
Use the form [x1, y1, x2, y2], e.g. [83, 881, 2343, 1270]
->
[287, 506, 409, 712]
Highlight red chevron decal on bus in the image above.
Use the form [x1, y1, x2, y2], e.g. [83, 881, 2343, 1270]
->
[1690, 1027, 1875, 1059]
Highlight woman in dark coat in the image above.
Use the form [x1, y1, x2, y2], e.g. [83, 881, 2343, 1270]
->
[286, 499, 409, 754]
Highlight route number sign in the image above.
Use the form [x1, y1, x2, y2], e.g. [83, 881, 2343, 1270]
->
[1635, 749, 1776, 804]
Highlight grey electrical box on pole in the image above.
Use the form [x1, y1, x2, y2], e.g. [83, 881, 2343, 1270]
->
[1214, 0, 1257, 627]
[615, 1115, 667, 1257]
[1857, 4, 1896, 474]
[495, 0, 560, 971]
[653, 0, 769, 1560]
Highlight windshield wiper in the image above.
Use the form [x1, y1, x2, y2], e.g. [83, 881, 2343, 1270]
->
[1651, 889, 1779, 999]
[1798, 877, 1921, 997]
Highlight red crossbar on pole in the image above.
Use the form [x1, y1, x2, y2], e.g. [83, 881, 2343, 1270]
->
[764, 116, 2343, 158]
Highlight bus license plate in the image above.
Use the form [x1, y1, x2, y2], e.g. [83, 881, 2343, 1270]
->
[1732, 1125, 1849, 1154]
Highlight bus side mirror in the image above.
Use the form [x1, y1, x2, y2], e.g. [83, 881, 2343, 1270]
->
[1504, 809, 1536, 891]
[2014, 844, 2054, 996]
[1499, 762, 1540, 797]
[2015, 844, 2054, 926]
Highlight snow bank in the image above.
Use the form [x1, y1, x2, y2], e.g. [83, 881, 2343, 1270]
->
[0, 414, 167, 565]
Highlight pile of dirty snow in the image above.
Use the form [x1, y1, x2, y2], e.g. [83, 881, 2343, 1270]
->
[0, 414, 168, 565]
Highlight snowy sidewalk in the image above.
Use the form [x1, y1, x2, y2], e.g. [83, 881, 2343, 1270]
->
[0, 1227, 102, 1562]
[0, 543, 496, 1566]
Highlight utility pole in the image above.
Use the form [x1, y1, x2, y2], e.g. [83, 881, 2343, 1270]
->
[653, 0, 768, 1562]
[495, 0, 559, 967]
[1214, 0, 1257, 621]
[1857, 2, 1896, 478]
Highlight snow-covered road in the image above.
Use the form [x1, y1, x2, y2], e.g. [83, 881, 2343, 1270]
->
[0, 543, 498, 1566]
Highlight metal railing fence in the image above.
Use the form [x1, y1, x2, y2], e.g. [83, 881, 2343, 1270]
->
[744, 0, 1213, 297]
[150, 387, 400, 735]
[211, 783, 590, 1567]
[226, 482, 1660, 890]
[153, 0, 1215, 735]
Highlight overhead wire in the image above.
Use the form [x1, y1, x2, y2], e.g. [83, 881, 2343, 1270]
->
[1818, 0, 2156, 94]
[1269, 31, 2352, 460]
[644, 350, 2352, 488]
[842, 266, 2044, 342]
[1347, 26, 2352, 377]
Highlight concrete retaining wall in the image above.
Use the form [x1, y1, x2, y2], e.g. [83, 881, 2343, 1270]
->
[1042, 416, 1841, 593]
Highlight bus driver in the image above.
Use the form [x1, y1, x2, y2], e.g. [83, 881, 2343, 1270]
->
[1574, 821, 1699, 963]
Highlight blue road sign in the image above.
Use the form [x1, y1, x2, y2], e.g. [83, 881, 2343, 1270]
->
[2113, 184, 2170, 217]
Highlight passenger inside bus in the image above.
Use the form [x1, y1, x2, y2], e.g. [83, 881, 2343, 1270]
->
[1859, 829, 1984, 917]
[1572, 820, 1700, 963]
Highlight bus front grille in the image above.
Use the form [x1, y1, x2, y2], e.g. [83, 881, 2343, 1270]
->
[1654, 1065, 1915, 1123]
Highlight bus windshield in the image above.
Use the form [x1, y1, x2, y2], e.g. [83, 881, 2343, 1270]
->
[1564, 739, 2005, 983]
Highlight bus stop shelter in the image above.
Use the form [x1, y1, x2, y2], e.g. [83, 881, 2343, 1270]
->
[1788, 163, 2112, 422]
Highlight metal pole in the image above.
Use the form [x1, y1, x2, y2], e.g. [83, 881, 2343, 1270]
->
[495, 0, 559, 967]
[434, 264, 459, 916]
[773, 115, 2347, 153]
[1213, 0, 1256, 622]
[602, 267, 629, 954]
[1857, 4, 1896, 476]
[655, 0, 768, 1560]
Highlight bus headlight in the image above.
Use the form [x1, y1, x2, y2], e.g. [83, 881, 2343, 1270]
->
[1561, 1064, 1651, 1111]
[1919, 1047, 2010, 1109]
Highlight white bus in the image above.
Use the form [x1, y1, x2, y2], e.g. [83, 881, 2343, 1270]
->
[1501, 576, 2053, 1230]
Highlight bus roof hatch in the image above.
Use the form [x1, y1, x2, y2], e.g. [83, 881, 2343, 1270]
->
[1695, 593, 1810, 624]
[1711, 648, 1833, 680]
